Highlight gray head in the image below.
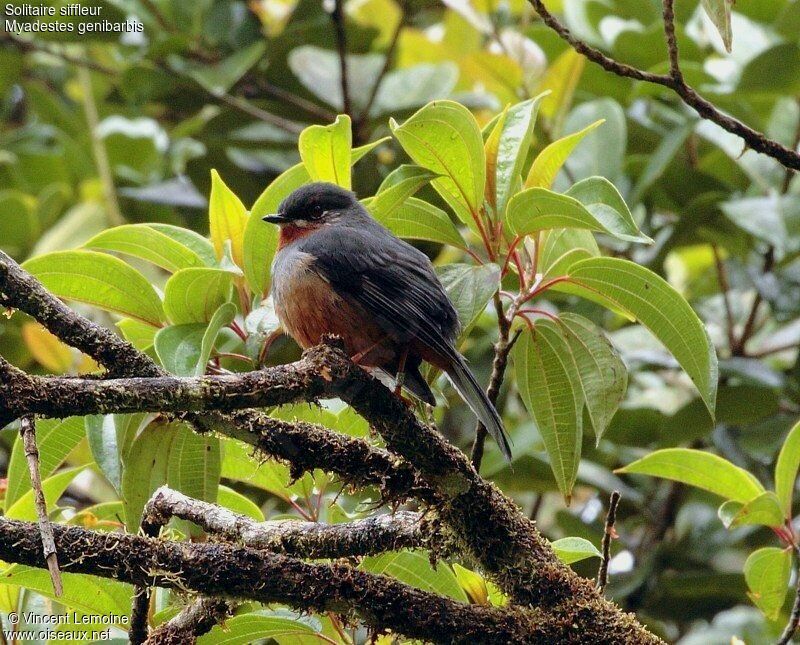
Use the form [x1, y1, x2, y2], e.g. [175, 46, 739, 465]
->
[263, 182, 361, 228]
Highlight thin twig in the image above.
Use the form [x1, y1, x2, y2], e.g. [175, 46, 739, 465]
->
[527, 0, 800, 171]
[331, 0, 351, 117]
[19, 416, 63, 597]
[777, 544, 800, 645]
[596, 490, 621, 594]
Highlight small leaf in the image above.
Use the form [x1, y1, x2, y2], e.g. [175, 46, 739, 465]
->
[217, 484, 264, 522]
[775, 419, 800, 517]
[196, 302, 237, 376]
[84, 224, 206, 272]
[370, 197, 465, 248]
[566, 177, 653, 244]
[483, 106, 508, 209]
[367, 165, 440, 221]
[360, 551, 467, 602]
[390, 100, 485, 230]
[4, 418, 84, 511]
[513, 323, 583, 501]
[22, 250, 164, 326]
[551, 537, 602, 564]
[525, 120, 604, 189]
[744, 547, 792, 620]
[507, 187, 650, 243]
[452, 563, 489, 605]
[298, 114, 353, 189]
[155, 324, 206, 376]
[616, 449, 764, 503]
[163, 267, 234, 324]
[437, 263, 500, 333]
[701, 0, 734, 53]
[85, 415, 129, 493]
[567, 257, 718, 416]
[242, 211, 279, 296]
[718, 492, 785, 529]
[209, 170, 248, 268]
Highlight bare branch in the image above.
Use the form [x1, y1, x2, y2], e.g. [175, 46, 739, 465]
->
[19, 416, 63, 597]
[528, 0, 800, 171]
[596, 490, 621, 594]
[144, 486, 430, 558]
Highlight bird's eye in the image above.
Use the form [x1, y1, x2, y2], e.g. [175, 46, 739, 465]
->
[310, 205, 326, 220]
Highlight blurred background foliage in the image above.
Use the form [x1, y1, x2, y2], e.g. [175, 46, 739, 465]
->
[1, 0, 800, 642]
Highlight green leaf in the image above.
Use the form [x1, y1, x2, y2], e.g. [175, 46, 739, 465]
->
[4, 417, 84, 511]
[775, 419, 800, 517]
[507, 187, 650, 243]
[6, 466, 86, 521]
[148, 223, 217, 266]
[551, 537, 602, 564]
[242, 210, 279, 296]
[209, 170, 248, 268]
[566, 177, 653, 244]
[360, 550, 468, 602]
[390, 100, 485, 230]
[494, 94, 547, 215]
[701, 0, 733, 52]
[367, 165, 440, 220]
[452, 563, 489, 605]
[484, 106, 508, 210]
[22, 250, 164, 326]
[197, 612, 324, 645]
[539, 228, 600, 278]
[559, 313, 627, 443]
[180, 42, 266, 94]
[220, 438, 293, 503]
[163, 267, 234, 324]
[196, 302, 237, 376]
[718, 492, 785, 529]
[85, 414, 140, 494]
[298, 114, 352, 189]
[154, 324, 206, 376]
[166, 428, 220, 536]
[744, 547, 792, 620]
[512, 323, 583, 502]
[84, 224, 206, 272]
[567, 257, 718, 416]
[371, 197, 465, 248]
[616, 449, 764, 503]
[738, 43, 800, 95]
[525, 120, 604, 189]
[437, 263, 500, 333]
[370, 62, 459, 116]
[217, 484, 264, 522]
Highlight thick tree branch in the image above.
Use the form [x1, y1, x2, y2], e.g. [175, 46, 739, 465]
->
[0, 518, 550, 644]
[144, 597, 236, 645]
[144, 486, 430, 558]
[528, 0, 800, 171]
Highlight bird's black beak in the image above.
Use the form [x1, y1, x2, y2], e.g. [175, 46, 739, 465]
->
[263, 213, 289, 224]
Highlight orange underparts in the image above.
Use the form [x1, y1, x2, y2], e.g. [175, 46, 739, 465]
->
[278, 223, 322, 249]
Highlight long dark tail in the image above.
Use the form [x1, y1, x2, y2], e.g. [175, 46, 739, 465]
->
[444, 354, 513, 462]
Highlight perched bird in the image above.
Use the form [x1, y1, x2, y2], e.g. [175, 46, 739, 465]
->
[264, 182, 512, 461]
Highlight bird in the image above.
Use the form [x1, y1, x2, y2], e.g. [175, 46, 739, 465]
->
[263, 182, 512, 461]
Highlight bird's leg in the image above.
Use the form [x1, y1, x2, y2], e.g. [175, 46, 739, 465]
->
[350, 335, 388, 365]
[394, 346, 409, 397]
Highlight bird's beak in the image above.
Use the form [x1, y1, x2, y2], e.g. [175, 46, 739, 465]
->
[263, 213, 289, 224]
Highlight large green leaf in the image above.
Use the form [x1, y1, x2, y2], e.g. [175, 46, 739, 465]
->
[617, 449, 764, 503]
[209, 170, 248, 269]
[738, 43, 800, 95]
[22, 250, 164, 326]
[550, 537, 602, 564]
[390, 101, 485, 230]
[507, 188, 649, 243]
[558, 313, 627, 442]
[360, 550, 467, 602]
[148, 224, 216, 266]
[567, 257, 718, 416]
[5, 466, 86, 521]
[367, 165, 439, 220]
[373, 197, 465, 248]
[493, 94, 547, 215]
[744, 547, 792, 620]
[4, 417, 84, 511]
[298, 114, 352, 189]
[220, 438, 293, 503]
[566, 177, 653, 244]
[525, 120, 604, 189]
[242, 210, 279, 296]
[513, 324, 583, 501]
[155, 303, 235, 376]
[774, 419, 800, 517]
[197, 611, 325, 645]
[166, 428, 220, 536]
[437, 263, 500, 333]
[83, 224, 206, 272]
[538, 228, 600, 278]
[163, 267, 234, 324]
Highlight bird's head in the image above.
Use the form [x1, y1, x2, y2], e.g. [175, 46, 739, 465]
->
[263, 182, 359, 229]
